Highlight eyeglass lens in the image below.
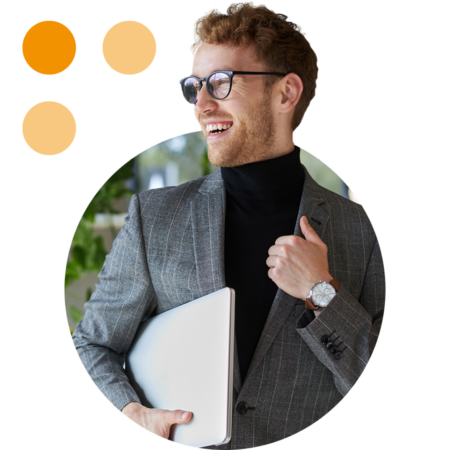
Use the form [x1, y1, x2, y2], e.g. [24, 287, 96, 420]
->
[183, 72, 231, 103]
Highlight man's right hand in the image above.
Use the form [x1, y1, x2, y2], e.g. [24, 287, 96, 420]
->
[122, 402, 193, 439]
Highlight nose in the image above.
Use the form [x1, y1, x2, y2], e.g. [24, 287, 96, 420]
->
[194, 82, 218, 115]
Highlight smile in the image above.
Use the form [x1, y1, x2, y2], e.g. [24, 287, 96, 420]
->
[205, 122, 233, 135]
[206, 123, 233, 132]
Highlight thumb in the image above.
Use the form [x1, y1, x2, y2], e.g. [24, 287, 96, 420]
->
[300, 216, 320, 243]
[166, 409, 193, 425]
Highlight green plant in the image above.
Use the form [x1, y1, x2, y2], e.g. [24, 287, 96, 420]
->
[65, 159, 135, 328]
[201, 145, 213, 176]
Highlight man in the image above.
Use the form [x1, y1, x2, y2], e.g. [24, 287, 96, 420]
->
[73, 3, 385, 448]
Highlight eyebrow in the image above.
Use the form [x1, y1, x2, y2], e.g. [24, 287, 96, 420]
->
[190, 68, 235, 77]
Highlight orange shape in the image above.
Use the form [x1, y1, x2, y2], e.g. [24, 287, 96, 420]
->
[103, 20, 192, 75]
[22, 100, 193, 256]
[22, 20, 120, 75]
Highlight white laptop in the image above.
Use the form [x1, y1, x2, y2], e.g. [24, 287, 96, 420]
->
[125, 287, 235, 447]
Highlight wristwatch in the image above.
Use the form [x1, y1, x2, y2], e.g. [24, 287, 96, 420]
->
[305, 278, 340, 311]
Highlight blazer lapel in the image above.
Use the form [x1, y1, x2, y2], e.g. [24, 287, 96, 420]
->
[244, 167, 329, 384]
[190, 169, 242, 392]
[190, 169, 227, 295]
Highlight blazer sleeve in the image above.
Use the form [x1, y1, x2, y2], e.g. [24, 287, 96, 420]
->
[72, 193, 157, 411]
[295, 237, 385, 396]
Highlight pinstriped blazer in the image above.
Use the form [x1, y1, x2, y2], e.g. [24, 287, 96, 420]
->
[72, 165, 385, 449]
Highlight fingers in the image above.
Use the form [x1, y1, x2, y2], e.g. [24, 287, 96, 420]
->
[166, 409, 193, 425]
[180, 411, 193, 422]
[266, 255, 277, 267]
[274, 234, 302, 246]
[300, 216, 321, 243]
[268, 242, 297, 256]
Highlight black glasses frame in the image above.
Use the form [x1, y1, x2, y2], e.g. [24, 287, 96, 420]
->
[179, 70, 287, 104]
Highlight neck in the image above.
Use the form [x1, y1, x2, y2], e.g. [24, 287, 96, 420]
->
[221, 146, 303, 194]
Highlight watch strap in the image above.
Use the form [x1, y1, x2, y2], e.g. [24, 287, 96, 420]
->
[305, 298, 319, 311]
[329, 278, 340, 292]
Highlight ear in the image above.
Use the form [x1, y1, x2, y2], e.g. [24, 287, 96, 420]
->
[278, 73, 303, 114]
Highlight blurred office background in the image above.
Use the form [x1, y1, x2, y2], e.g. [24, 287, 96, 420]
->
[64, 131, 349, 330]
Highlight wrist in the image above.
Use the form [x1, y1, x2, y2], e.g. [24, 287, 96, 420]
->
[306, 273, 332, 296]
[313, 307, 324, 317]
[305, 277, 339, 311]
[319, 273, 333, 283]
[122, 402, 143, 416]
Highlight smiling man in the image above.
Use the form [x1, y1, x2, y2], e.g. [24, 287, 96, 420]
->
[73, 3, 385, 448]
[190, 45, 284, 168]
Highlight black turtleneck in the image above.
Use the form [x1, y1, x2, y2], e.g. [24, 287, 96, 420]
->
[221, 146, 305, 382]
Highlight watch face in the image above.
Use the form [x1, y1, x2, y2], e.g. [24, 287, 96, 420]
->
[312, 282, 336, 307]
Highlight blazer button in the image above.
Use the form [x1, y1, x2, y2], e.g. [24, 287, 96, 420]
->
[321, 335, 329, 344]
[330, 347, 337, 354]
[334, 351, 342, 360]
[237, 402, 249, 415]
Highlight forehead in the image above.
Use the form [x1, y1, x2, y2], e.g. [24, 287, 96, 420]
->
[192, 42, 264, 76]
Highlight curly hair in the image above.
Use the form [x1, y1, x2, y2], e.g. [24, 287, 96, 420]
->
[192, 3, 318, 130]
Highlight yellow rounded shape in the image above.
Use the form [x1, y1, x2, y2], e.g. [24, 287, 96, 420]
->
[103, 20, 192, 75]
[22, 100, 193, 255]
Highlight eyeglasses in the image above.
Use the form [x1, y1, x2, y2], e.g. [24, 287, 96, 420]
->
[179, 70, 287, 104]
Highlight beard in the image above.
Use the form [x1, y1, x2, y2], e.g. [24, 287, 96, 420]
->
[205, 92, 276, 168]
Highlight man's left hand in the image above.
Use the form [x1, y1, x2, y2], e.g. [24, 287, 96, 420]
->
[267, 216, 332, 300]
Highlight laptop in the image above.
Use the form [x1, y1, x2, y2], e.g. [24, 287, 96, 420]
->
[125, 287, 235, 447]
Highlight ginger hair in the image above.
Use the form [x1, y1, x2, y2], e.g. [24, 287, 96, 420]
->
[192, 2, 318, 130]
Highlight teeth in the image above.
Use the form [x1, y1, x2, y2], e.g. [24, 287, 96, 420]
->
[206, 123, 232, 132]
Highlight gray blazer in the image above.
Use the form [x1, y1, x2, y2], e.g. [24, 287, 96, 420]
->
[73, 165, 385, 449]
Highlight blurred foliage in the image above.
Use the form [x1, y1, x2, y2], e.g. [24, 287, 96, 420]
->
[66, 135, 211, 330]
[201, 146, 213, 176]
[301, 149, 347, 197]
[65, 159, 135, 328]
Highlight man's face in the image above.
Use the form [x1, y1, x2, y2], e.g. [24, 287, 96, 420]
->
[192, 42, 276, 167]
